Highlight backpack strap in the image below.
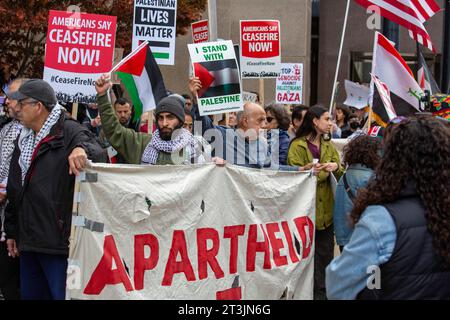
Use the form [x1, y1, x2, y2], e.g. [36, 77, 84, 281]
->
[343, 172, 356, 203]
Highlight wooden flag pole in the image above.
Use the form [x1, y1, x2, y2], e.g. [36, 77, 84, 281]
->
[71, 102, 78, 120]
[259, 78, 265, 106]
[329, 0, 351, 113]
[148, 111, 154, 133]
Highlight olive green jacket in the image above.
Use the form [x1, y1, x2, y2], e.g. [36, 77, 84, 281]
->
[97, 93, 186, 165]
[287, 136, 344, 230]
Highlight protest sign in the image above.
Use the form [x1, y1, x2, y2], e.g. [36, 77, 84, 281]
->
[240, 20, 281, 78]
[276, 63, 303, 104]
[191, 20, 209, 43]
[242, 91, 258, 103]
[67, 163, 316, 300]
[343, 80, 370, 109]
[43, 10, 116, 103]
[132, 0, 177, 65]
[188, 40, 243, 116]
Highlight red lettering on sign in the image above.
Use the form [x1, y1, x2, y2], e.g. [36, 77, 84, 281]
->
[197, 228, 225, 280]
[281, 221, 300, 263]
[162, 230, 196, 286]
[293, 216, 315, 259]
[224, 225, 246, 274]
[84, 235, 133, 295]
[246, 224, 271, 272]
[266, 222, 288, 267]
[134, 234, 159, 291]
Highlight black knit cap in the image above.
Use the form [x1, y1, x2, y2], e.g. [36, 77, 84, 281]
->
[155, 95, 185, 124]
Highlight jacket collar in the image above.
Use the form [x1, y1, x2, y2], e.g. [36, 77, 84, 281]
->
[295, 135, 332, 161]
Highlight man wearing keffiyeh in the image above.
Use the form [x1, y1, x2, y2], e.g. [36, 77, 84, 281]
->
[4, 79, 105, 300]
[0, 78, 26, 300]
[95, 74, 210, 166]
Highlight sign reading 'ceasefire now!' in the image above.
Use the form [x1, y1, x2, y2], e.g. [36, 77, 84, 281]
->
[132, 0, 177, 65]
[188, 40, 243, 116]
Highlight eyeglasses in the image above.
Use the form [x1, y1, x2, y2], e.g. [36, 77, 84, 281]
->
[18, 99, 38, 110]
[266, 117, 274, 123]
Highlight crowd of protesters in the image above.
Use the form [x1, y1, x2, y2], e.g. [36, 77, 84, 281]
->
[0, 73, 449, 301]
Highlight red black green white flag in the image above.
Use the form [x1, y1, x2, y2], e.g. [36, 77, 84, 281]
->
[113, 41, 167, 121]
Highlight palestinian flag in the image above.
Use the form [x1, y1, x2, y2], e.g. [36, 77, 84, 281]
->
[370, 32, 422, 126]
[114, 41, 167, 121]
[193, 59, 241, 98]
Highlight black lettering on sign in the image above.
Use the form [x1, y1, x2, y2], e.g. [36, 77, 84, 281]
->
[135, 7, 175, 27]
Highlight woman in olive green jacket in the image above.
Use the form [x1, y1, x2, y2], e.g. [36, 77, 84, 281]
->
[287, 105, 344, 300]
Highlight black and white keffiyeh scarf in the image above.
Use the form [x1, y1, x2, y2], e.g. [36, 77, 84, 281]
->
[0, 120, 22, 183]
[0, 120, 22, 241]
[141, 128, 203, 165]
[18, 104, 62, 184]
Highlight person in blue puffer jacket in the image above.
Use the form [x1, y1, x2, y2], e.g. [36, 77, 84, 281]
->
[333, 135, 382, 252]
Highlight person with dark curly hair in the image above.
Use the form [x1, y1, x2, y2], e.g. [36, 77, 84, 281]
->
[288, 104, 344, 300]
[335, 105, 351, 138]
[333, 135, 382, 252]
[264, 103, 291, 165]
[326, 115, 450, 299]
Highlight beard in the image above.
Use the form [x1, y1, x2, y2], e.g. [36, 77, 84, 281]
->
[159, 127, 174, 141]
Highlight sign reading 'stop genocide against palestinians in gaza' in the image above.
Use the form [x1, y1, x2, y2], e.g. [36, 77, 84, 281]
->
[240, 20, 281, 78]
[43, 10, 116, 103]
[132, 0, 177, 65]
[188, 40, 243, 116]
[276, 63, 304, 104]
[66, 163, 316, 300]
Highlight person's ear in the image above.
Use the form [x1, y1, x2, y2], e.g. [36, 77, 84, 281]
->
[312, 117, 318, 127]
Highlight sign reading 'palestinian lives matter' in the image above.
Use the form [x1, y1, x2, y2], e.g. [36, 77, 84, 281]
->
[276, 63, 303, 104]
[240, 20, 281, 78]
[132, 0, 177, 65]
[188, 40, 243, 116]
[43, 10, 117, 103]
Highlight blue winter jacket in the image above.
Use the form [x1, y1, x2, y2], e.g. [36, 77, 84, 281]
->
[333, 164, 374, 246]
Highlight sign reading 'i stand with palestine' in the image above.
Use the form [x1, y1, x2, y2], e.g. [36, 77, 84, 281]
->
[188, 40, 243, 116]
[132, 0, 177, 65]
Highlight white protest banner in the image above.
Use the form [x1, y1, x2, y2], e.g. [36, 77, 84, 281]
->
[132, 0, 177, 65]
[188, 40, 243, 116]
[331, 138, 349, 165]
[43, 10, 116, 103]
[240, 20, 281, 78]
[276, 63, 303, 104]
[242, 91, 258, 103]
[191, 19, 209, 44]
[343, 80, 370, 109]
[67, 163, 316, 300]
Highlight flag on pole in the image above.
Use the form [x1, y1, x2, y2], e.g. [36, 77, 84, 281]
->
[417, 46, 440, 94]
[371, 74, 397, 126]
[114, 41, 167, 121]
[370, 32, 423, 126]
[354, 0, 441, 52]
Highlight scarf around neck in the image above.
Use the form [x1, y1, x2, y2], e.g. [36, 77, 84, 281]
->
[18, 104, 62, 184]
[141, 128, 199, 165]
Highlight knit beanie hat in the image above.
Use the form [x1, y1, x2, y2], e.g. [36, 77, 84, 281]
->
[155, 95, 185, 124]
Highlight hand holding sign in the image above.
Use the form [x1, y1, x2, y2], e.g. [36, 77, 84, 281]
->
[188, 76, 202, 99]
